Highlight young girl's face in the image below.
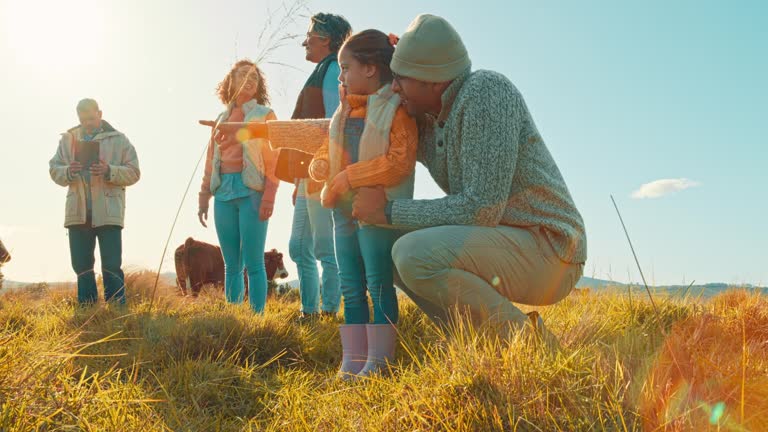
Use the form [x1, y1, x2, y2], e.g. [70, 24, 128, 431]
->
[231, 64, 260, 101]
[338, 46, 378, 96]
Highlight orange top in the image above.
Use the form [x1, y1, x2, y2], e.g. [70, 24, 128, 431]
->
[217, 106, 246, 173]
[313, 93, 418, 189]
[199, 109, 279, 210]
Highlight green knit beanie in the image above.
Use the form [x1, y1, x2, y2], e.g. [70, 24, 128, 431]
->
[391, 14, 471, 83]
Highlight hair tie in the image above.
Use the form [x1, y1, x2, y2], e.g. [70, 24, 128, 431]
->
[388, 33, 399, 47]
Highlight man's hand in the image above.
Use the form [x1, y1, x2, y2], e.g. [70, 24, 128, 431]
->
[68, 161, 83, 177]
[352, 186, 388, 225]
[213, 128, 237, 147]
[327, 170, 351, 197]
[308, 159, 330, 182]
[260, 200, 274, 221]
[90, 159, 109, 177]
[199, 120, 267, 138]
[292, 185, 298, 207]
[198, 208, 208, 228]
[198, 120, 239, 133]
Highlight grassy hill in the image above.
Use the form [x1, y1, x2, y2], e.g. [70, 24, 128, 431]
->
[577, 276, 768, 298]
[1, 271, 766, 431]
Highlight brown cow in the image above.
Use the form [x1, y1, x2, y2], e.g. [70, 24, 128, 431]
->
[174, 238, 288, 298]
[175, 238, 223, 296]
[0, 239, 10, 290]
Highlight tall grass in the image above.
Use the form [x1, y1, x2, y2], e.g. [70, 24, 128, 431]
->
[1, 272, 766, 431]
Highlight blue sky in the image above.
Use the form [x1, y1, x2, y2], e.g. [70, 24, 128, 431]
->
[0, 0, 765, 285]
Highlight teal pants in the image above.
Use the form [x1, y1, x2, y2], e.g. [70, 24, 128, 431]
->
[333, 207, 399, 325]
[289, 182, 340, 314]
[214, 193, 269, 313]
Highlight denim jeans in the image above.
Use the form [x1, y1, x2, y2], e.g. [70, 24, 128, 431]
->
[289, 179, 340, 314]
[68, 224, 125, 305]
[333, 207, 399, 325]
[214, 192, 269, 313]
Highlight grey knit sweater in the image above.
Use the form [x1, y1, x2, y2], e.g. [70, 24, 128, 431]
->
[266, 69, 587, 264]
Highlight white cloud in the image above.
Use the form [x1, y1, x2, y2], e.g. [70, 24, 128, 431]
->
[631, 178, 701, 199]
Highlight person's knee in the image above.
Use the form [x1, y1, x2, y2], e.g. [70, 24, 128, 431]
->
[364, 258, 394, 288]
[72, 262, 93, 273]
[71, 256, 95, 273]
[289, 234, 314, 263]
[313, 238, 337, 263]
[342, 291, 368, 309]
[244, 261, 266, 279]
[101, 267, 123, 282]
[288, 236, 302, 262]
[223, 263, 244, 276]
[101, 255, 122, 273]
[392, 231, 435, 289]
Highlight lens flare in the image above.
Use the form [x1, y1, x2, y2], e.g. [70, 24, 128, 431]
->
[638, 290, 768, 430]
[236, 127, 251, 143]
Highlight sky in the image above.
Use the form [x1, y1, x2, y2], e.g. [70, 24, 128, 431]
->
[0, 0, 766, 286]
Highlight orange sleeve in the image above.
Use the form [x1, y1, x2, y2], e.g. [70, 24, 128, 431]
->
[345, 107, 418, 189]
[261, 111, 279, 203]
[264, 119, 330, 153]
[198, 136, 216, 210]
[308, 132, 331, 182]
[312, 136, 330, 165]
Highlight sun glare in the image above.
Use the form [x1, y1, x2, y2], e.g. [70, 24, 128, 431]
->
[2, 0, 107, 68]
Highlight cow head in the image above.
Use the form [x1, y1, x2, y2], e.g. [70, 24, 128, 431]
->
[0, 239, 8, 289]
[265, 249, 288, 280]
[0, 239, 10, 265]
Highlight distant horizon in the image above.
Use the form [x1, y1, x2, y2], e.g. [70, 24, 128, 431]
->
[4, 273, 765, 291]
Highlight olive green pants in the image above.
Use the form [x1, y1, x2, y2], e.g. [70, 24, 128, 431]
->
[392, 225, 583, 328]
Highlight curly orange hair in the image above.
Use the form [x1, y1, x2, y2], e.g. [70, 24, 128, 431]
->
[216, 60, 270, 106]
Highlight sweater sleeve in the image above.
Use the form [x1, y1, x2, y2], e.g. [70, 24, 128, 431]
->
[345, 107, 418, 189]
[265, 119, 331, 154]
[198, 135, 216, 210]
[391, 80, 522, 228]
[260, 110, 280, 203]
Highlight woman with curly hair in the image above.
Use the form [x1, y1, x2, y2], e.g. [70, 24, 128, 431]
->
[197, 60, 279, 313]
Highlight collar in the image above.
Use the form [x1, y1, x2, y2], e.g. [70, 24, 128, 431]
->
[68, 120, 117, 138]
[241, 99, 260, 114]
[84, 124, 104, 137]
[346, 93, 368, 109]
[436, 68, 472, 124]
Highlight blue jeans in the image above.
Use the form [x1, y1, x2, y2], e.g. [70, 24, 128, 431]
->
[333, 208, 399, 325]
[68, 225, 125, 305]
[214, 193, 269, 313]
[289, 181, 340, 314]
